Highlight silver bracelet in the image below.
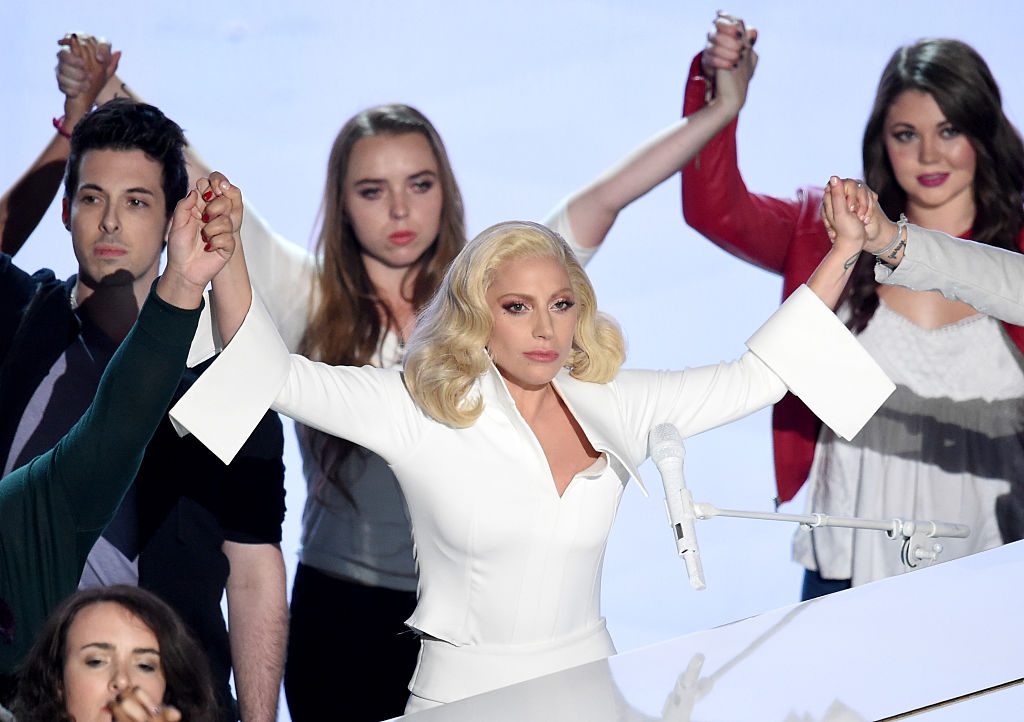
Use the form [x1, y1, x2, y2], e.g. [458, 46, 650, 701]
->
[872, 213, 908, 258]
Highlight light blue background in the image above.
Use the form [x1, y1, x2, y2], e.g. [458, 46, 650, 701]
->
[4, 2, 1019, 718]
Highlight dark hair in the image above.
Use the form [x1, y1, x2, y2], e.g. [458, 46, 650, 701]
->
[11, 586, 218, 722]
[64, 98, 189, 219]
[846, 38, 1024, 332]
[300, 103, 466, 504]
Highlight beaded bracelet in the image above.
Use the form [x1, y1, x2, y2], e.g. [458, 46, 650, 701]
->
[872, 213, 908, 259]
[52, 115, 72, 139]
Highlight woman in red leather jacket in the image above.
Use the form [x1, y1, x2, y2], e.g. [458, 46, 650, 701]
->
[682, 13, 1024, 599]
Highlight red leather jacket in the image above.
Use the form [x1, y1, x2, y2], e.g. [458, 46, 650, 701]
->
[680, 52, 1024, 503]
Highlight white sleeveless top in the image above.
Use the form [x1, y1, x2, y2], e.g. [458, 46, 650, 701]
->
[793, 300, 1024, 585]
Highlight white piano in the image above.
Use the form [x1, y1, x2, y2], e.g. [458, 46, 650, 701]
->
[399, 541, 1024, 720]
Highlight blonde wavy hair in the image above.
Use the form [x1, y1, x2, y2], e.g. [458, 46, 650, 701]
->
[404, 221, 626, 427]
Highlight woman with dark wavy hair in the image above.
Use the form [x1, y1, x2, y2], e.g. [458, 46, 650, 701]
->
[683, 12, 1024, 599]
[10, 586, 217, 722]
[850, 38, 1024, 332]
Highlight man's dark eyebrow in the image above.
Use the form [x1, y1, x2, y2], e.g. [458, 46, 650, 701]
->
[78, 183, 156, 196]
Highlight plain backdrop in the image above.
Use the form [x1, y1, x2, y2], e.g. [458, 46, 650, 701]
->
[4, 2, 1019, 719]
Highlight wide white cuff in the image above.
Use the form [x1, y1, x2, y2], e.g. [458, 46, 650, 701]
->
[185, 290, 223, 367]
[746, 285, 894, 440]
[170, 291, 290, 463]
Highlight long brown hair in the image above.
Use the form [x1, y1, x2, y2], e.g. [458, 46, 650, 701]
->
[300, 104, 466, 502]
[11, 586, 218, 722]
[845, 39, 1024, 333]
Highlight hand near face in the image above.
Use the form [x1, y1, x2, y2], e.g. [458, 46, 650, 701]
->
[195, 171, 244, 246]
[159, 174, 243, 305]
[55, 33, 120, 118]
[108, 686, 181, 722]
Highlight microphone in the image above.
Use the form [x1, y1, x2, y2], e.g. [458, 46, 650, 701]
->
[649, 423, 706, 590]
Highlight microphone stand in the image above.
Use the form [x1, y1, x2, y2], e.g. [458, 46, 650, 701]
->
[648, 422, 970, 589]
[691, 503, 970, 571]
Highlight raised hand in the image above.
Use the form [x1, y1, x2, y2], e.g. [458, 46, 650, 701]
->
[108, 685, 182, 722]
[197, 171, 244, 245]
[821, 177, 898, 255]
[714, 37, 757, 114]
[196, 172, 254, 346]
[55, 34, 121, 124]
[701, 13, 758, 114]
[157, 173, 244, 308]
[821, 176, 871, 257]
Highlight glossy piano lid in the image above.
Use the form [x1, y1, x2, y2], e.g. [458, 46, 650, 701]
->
[400, 540, 1024, 720]
[906, 679, 1024, 720]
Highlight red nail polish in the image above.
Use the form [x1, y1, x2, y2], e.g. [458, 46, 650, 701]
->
[202, 190, 214, 202]
[202, 213, 210, 223]
[204, 242, 212, 252]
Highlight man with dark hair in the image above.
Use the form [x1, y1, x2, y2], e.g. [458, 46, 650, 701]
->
[62, 98, 190, 219]
[0, 98, 287, 722]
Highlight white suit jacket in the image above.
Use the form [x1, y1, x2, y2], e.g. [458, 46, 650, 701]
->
[170, 285, 891, 654]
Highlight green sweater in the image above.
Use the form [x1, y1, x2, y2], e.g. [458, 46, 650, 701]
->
[0, 287, 201, 674]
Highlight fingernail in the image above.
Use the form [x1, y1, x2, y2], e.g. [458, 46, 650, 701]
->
[201, 229, 208, 242]
[204, 242, 212, 252]
[202, 190, 214, 202]
[220, 181, 229, 190]
[202, 213, 210, 223]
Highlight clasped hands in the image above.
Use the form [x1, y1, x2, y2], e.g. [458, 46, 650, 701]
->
[821, 176, 901, 262]
[700, 11, 759, 112]
[156, 172, 244, 309]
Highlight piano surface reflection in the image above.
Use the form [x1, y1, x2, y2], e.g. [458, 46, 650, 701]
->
[399, 541, 1024, 720]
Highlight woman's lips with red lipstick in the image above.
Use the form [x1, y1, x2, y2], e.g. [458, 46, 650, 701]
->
[524, 350, 559, 362]
[389, 230, 417, 245]
[917, 173, 949, 188]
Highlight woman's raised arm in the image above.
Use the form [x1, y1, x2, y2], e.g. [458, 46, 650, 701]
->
[555, 16, 757, 253]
